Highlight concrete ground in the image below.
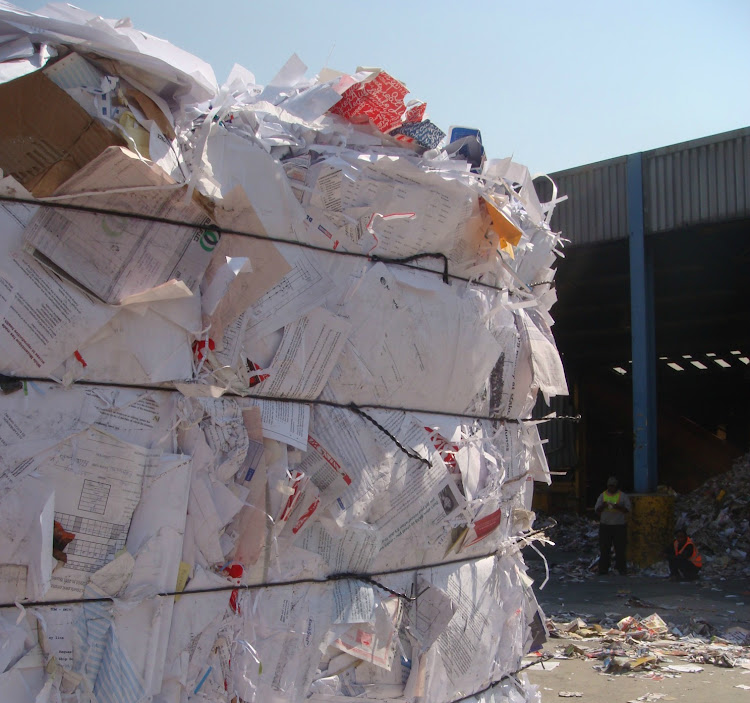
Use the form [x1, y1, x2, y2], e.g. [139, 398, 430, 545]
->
[525, 638, 750, 703]
[524, 545, 750, 702]
[529, 547, 750, 631]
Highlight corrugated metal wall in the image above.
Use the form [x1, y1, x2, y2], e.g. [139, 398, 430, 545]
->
[539, 156, 628, 246]
[643, 128, 750, 233]
[532, 394, 578, 471]
[540, 127, 750, 245]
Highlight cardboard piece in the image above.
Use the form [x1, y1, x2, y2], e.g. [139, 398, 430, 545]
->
[0, 68, 124, 196]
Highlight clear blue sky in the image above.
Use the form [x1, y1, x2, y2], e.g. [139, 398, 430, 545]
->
[11, 0, 750, 174]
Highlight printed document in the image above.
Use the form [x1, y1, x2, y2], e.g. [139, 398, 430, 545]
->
[255, 307, 351, 400]
[328, 263, 501, 413]
[0, 252, 116, 376]
[23, 147, 215, 304]
[243, 243, 333, 340]
[32, 427, 159, 598]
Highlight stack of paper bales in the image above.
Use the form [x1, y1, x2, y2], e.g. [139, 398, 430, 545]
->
[0, 4, 568, 702]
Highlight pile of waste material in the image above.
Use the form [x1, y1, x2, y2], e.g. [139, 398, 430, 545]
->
[542, 613, 750, 675]
[527, 513, 600, 582]
[673, 453, 750, 578]
[0, 4, 569, 703]
[534, 454, 750, 581]
[539, 512, 598, 552]
[548, 556, 600, 582]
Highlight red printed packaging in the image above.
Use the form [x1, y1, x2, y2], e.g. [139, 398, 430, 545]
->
[329, 70, 409, 133]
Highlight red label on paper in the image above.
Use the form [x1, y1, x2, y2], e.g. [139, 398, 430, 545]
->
[357, 629, 373, 647]
[472, 508, 503, 540]
[292, 497, 320, 534]
[223, 563, 244, 614]
[224, 563, 244, 580]
[425, 427, 459, 473]
[463, 507, 503, 550]
[307, 435, 352, 485]
[279, 471, 305, 522]
[246, 359, 270, 387]
[192, 338, 215, 361]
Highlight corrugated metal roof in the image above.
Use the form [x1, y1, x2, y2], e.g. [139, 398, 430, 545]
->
[541, 127, 750, 245]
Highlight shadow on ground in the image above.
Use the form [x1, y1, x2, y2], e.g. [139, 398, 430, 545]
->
[526, 544, 750, 631]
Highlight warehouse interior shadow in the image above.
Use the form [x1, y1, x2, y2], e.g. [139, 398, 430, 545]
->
[534, 218, 750, 509]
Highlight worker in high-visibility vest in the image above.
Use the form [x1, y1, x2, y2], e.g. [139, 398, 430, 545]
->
[666, 528, 702, 581]
[594, 476, 631, 575]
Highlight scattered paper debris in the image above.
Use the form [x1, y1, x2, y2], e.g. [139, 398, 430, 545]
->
[664, 664, 704, 673]
[545, 609, 750, 679]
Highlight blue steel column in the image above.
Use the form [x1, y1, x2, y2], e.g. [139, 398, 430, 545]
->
[627, 153, 658, 493]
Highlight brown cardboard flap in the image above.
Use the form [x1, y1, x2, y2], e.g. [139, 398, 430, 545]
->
[0, 70, 124, 196]
[122, 85, 176, 140]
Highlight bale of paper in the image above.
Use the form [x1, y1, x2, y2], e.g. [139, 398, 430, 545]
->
[0, 4, 567, 702]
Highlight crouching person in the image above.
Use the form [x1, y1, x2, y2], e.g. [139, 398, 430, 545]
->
[666, 528, 702, 581]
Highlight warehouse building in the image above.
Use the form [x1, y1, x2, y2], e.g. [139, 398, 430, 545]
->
[534, 127, 750, 510]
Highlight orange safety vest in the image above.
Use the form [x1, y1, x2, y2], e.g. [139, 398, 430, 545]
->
[674, 537, 702, 568]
